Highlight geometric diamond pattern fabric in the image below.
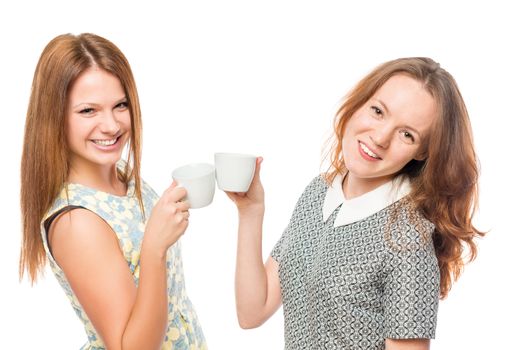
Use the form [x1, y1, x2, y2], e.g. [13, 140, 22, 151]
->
[271, 176, 439, 349]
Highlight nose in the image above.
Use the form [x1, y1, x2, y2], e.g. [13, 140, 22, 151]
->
[99, 111, 120, 135]
[370, 125, 394, 149]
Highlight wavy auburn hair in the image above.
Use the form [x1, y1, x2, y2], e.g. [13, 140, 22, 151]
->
[325, 57, 484, 298]
[20, 33, 144, 283]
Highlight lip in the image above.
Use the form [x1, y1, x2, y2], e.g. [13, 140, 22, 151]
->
[90, 134, 124, 151]
[358, 140, 382, 161]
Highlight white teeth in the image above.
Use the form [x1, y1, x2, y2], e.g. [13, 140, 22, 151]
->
[93, 138, 117, 146]
[359, 142, 379, 159]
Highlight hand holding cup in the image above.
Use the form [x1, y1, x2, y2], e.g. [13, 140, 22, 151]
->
[222, 156, 265, 213]
[214, 153, 257, 192]
[171, 163, 215, 209]
[144, 181, 190, 252]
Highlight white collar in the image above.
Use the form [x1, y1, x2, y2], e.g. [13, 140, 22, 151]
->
[322, 174, 412, 227]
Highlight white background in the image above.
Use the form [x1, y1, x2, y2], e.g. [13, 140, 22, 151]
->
[1, 1, 522, 349]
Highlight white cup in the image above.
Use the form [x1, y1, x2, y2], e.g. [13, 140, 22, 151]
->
[171, 163, 215, 209]
[214, 153, 256, 192]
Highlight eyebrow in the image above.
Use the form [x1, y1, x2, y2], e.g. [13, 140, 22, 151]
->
[372, 98, 422, 138]
[71, 96, 127, 109]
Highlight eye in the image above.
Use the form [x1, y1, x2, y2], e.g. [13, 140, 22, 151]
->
[115, 101, 128, 110]
[370, 106, 383, 117]
[79, 107, 95, 115]
[400, 130, 415, 144]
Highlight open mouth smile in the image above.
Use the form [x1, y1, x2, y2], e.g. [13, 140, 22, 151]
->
[359, 141, 381, 160]
[92, 138, 118, 146]
[90, 134, 123, 148]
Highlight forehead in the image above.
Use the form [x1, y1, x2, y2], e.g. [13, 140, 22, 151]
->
[68, 67, 124, 104]
[372, 74, 437, 132]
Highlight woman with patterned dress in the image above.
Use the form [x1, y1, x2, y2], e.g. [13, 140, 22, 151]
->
[19, 33, 206, 349]
[226, 58, 483, 350]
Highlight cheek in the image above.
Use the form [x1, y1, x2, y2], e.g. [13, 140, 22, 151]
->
[350, 111, 374, 129]
[66, 118, 95, 146]
[341, 117, 357, 144]
[119, 112, 133, 145]
[119, 111, 132, 130]
[391, 145, 420, 166]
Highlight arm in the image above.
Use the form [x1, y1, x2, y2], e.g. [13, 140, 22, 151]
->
[385, 338, 430, 350]
[226, 157, 282, 328]
[50, 183, 189, 350]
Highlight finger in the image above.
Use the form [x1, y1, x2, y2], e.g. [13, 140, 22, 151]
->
[174, 186, 187, 201]
[165, 185, 187, 203]
[177, 210, 190, 220]
[175, 200, 190, 212]
[224, 191, 236, 201]
[225, 191, 246, 201]
[174, 210, 189, 224]
[180, 218, 189, 233]
[252, 156, 263, 182]
[171, 207, 189, 218]
[162, 180, 178, 197]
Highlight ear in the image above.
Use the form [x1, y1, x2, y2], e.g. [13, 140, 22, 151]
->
[414, 151, 427, 161]
[414, 141, 429, 161]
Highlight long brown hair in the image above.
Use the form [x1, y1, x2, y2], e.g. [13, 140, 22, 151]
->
[325, 57, 484, 298]
[20, 33, 144, 283]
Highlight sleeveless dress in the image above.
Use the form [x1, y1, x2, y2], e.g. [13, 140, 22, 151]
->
[40, 175, 207, 350]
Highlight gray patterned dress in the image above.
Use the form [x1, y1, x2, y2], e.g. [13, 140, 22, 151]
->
[271, 174, 440, 350]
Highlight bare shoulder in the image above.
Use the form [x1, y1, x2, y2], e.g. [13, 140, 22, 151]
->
[49, 208, 121, 268]
[47, 208, 138, 347]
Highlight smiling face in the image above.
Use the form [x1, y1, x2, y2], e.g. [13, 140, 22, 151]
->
[341, 74, 437, 192]
[66, 67, 131, 174]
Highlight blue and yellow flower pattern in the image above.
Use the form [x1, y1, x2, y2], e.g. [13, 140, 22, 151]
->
[40, 174, 207, 350]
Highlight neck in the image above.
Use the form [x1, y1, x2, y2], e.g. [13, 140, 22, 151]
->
[68, 159, 126, 196]
[342, 172, 394, 200]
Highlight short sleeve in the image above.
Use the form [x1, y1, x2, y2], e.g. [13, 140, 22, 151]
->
[383, 206, 440, 339]
[270, 198, 303, 264]
[270, 226, 288, 263]
[270, 175, 326, 264]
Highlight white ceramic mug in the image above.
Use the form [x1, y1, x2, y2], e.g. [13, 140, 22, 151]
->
[171, 163, 215, 209]
[214, 153, 256, 192]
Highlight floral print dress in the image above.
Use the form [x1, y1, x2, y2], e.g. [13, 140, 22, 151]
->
[41, 175, 207, 350]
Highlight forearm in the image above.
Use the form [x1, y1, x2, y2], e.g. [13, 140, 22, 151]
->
[235, 207, 269, 325]
[121, 242, 168, 350]
[385, 338, 430, 350]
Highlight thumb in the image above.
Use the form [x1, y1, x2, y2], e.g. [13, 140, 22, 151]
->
[163, 179, 178, 196]
[253, 156, 263, 180]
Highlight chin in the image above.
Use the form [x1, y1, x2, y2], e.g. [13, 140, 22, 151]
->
[91, 154, 124, 167]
